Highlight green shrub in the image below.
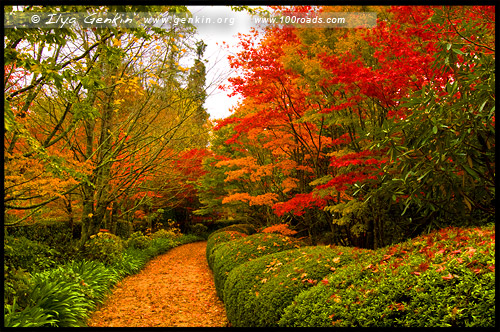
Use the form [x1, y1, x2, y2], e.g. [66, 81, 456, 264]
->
[211, 223, 257, 236]
[126, 231, 151, 249]
[5, 221, 80, 254]
[112, 248, 149, 277]
[189, 223, 209, 236]
[151, 228, 181, 240]
[4, 260, 122, 327]
[21, 267, 93, 327]
[4, 235, 61, 273]
[206, 231, 248, 269]
[84, 232, 124, 265]
[144, 237, 177, 257]
[279, 225, 495, 327]
[208, 218, 251, 233]
[4, 266, 33, 309]
[224, 245, 371, 327]
[176, 233, 204, 245]
[212, 233, 303, 300]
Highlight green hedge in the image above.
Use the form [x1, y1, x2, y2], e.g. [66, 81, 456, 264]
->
[212, 233, 303, 300]
[207, 218, 253, 233]
[210, 223, 257, 236]
[279, 224, 495, 327]
[223, 245, 373, 327]
[206, 231, 248, 270]
[5, 221, 80, 253]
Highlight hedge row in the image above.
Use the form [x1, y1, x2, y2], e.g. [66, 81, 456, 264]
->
[205, 224, 257, 268]
[206, 231, 248, 269]
[212, 233, 303, 299]
[224, 245, 373, 327]
[208, 224, 495, 327]
[210, 223, 257, 236]
[279, 225, 495, 327]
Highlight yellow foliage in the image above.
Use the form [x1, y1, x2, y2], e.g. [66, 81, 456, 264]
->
[224, 169, 250, 182]
[222, 192, 279, 207]
[281, 177, 298, 193]
[249, 164, 274, 182]
[261, 223, 298, 236]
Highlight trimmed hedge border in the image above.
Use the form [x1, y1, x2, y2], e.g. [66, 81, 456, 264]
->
[209, 225, 495, 327]
[205, 223, 257, 270]
[211, 233, 303, 300]
[210, 223, 257, 237]
[223, 245, 373, 327]
[206, 231, 248, 270]
[278, 224, 495, 327]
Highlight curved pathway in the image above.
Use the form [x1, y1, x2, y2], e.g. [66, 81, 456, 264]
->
[86, 241, 228, 327]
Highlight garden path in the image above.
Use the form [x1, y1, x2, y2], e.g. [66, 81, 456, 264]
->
[86, 241, 228, 327]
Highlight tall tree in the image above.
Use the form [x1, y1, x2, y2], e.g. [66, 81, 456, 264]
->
[4, 5, 211, 244]
[199, 5, 495, 248]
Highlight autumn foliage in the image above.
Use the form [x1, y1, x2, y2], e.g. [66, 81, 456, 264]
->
[5, 5, 212, 243]
[198, 5, 495, 249]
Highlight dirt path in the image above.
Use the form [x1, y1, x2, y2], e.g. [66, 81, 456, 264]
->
[86, 241, 228, 327]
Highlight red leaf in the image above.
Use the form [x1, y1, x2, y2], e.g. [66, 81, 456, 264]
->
[442, 273, 454, 280]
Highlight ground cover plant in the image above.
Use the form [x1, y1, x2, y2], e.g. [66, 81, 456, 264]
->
[278, 224, 495, 327]
[223, 245, 374, 327]
[211, 232, 303, 299]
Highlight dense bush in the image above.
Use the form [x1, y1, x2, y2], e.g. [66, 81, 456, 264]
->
[206, 231, 248, 269]
[279, 224, 495, 327]
[126, 231, 151, 249]
[145, 233, 203, 258]
[4, 299, 59, 328]
[211, 233, 303, 299]
[176, 233, 205, 244]
[206, 223, 258, 268]
[84, 232, 124, 265]
[189, 222, 209, 237]
[4, 265, 33, 310]
[207, 218, 253, 233]
[223, 245, 372, 327]
[64, 260, 121, 305]
[5, 221, 80, 247]
[211, 223, 257, 236]
[4, 235, 62, 274]
[112, 248, 149, 277]
[151, 228, 181, 240]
